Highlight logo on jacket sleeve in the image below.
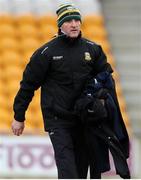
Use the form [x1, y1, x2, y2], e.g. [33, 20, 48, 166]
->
[84, 52, 91, 61]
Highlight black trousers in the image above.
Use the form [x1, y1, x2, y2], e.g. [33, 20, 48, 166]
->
[48, 125, 102, 179]
[75, 125, 103, 179]
[48, 127, 79, 179]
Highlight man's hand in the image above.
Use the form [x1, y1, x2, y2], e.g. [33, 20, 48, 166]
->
[11, 119, 25, 136]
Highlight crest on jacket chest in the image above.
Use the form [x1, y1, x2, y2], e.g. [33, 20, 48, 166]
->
[84, 52, 92, 61]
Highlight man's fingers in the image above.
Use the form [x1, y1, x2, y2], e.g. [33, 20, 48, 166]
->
[12, 128, 18, 136]
[11, 119, 25, 136]
[18, 128, 24, 135]
[15, 129, 22, 136]
[12, 127, 24, 136]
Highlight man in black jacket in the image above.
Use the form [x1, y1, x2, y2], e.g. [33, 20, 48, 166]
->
[11, 3, 128, 179]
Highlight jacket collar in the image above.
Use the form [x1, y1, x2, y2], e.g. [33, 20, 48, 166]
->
[58, 30, 82, 45]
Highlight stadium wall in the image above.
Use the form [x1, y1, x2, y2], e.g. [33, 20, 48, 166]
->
[0, 135, 139, 178]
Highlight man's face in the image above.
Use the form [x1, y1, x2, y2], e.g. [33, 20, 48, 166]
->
[60, 19, 81, 38]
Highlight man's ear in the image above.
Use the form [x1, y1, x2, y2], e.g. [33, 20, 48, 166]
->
[60, 27, 63, 31]
[58, 28, 62, 34]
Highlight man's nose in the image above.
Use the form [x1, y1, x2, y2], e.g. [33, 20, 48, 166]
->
[71, 19, 77, 26]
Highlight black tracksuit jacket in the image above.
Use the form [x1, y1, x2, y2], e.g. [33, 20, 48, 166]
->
[13, 33, 113, 131]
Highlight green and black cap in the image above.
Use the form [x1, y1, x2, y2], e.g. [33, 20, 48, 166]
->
[56, 3, 82, 27]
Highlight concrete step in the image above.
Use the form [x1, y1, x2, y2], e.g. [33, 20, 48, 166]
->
[113, 47, 140, 53]
[128, 111, 141, 125]
[106, 25, 139, 35]
[110, 41, 140, 50]
[114, 55, 141, 69]
[109, 38, 140, 48]
[108, 34, 140, 48]
[120, 81, 141, 90]
[102, 8, 141, 16]
[117, 68, 141, 75]
[127, 112, 141, 132]
[107, 25, 140, 34]
[128, 106, 141, 114]
[119, 83, 141, 97]
[119, 76, 141, 85]
[125, 96, 141, 106]
[113, 50, 140, 56]
[116, 67, 141, 73]
[130, 121, 141, 133]
[102, 0, 141, 9]
[123, 96, 141, 107]
[103, 14, 140, 21]
[117, 70, 141, 79]
[102, 8, 140, 14]
[104, 14, 140, 20]
[102, 0, 141, 6]
[123, 82, 141, 90]
[126, 107, 141, 115]
[128, 104, 141, 111]
[106, 22, 140, 30]
[114, 53, 141, 62]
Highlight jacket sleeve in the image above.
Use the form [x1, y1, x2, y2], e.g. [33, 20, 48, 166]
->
[13, 48, 50, 121]
[92, 44, 113, 75]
